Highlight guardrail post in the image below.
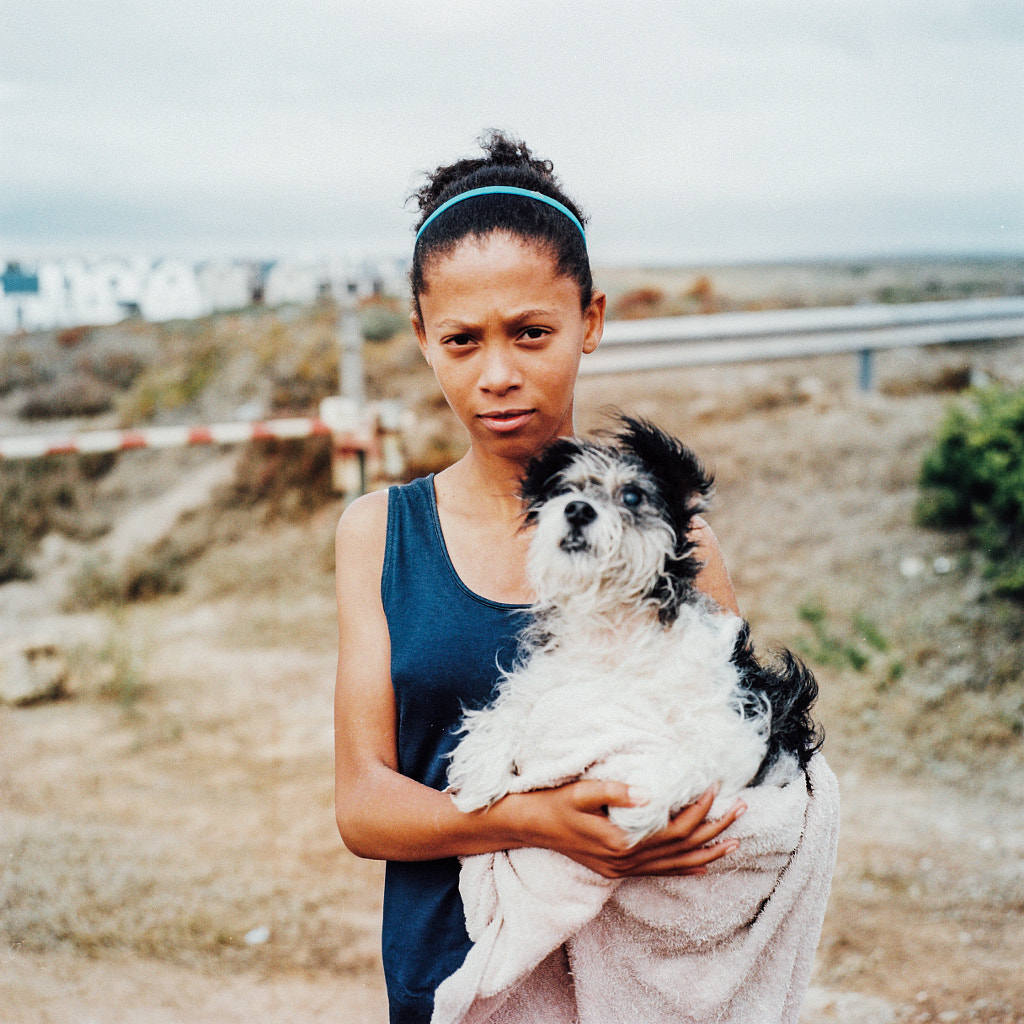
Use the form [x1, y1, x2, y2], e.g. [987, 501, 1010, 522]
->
[857, 348, 875, 392]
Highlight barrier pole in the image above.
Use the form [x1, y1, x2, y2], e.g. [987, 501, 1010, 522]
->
[328, 282, 367, 497]
[340, 282, 365, 409]
[320, 395, 366, 498]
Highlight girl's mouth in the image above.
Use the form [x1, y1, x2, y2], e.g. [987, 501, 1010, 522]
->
[478, 409, 535, 433]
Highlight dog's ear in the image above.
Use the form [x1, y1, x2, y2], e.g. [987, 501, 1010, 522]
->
[613, 416, 714, 517]
[519, 437, 585, 523]
[615, 416, 715, 622]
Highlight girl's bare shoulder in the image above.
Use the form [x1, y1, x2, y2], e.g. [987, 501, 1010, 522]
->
[336, 487, 389, 535]
[335, 489, 390, 583]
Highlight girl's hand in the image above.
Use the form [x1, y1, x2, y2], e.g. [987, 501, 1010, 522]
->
[512, 781, 745, 880]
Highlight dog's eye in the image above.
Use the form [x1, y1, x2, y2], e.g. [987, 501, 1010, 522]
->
[620, 486, 644, 508]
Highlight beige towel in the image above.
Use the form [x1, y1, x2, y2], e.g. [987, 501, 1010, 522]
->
[432, 754, 839, 1024]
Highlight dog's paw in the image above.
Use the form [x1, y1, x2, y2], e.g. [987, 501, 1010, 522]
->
[447, 747, 518, 812]
[448, 776, 513, 813]
[606, 801, 671, 847]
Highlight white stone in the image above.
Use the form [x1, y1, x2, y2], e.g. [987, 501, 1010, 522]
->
[243, 926, 270, 945]
[899, 556, 926, 578]
[800, 986, 897, 1024]
[0, 640, 69, 705]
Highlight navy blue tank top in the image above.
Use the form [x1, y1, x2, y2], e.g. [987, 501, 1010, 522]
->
[380, 475, 529, 1024]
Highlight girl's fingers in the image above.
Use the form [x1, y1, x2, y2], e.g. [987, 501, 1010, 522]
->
[632, 838, 741, 877]
[609, 795, 746, 876]
[590, 833, 741, 880]
[568, 779, 636, 813]
[670, 798, 746, 848]
[545, 780, 747, 879]
[633, 794, 746, 853]
[658, 786, 717, 834]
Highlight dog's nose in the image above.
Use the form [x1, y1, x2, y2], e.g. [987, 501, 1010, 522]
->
[564, 500, 597, 528]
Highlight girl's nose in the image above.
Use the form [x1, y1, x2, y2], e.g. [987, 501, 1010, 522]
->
[478, 345, 522, 393]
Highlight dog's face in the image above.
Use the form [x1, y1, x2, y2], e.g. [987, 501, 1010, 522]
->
[520, 417, 714, 623]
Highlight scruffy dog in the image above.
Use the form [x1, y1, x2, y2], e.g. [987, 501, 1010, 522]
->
[447, 416, 822, 842]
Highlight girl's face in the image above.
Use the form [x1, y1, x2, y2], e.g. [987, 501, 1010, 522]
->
[413, 233, 605, 465]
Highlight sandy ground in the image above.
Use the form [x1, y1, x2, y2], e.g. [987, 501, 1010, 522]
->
[3, 321, 1024, 1022]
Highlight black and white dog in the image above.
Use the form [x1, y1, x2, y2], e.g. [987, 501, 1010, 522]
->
[447, 416, 822, 843]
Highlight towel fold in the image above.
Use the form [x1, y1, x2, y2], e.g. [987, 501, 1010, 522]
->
[431, 754, 839, 1024]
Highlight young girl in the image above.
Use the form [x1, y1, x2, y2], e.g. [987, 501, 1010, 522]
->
[334, 132, 747, 1024]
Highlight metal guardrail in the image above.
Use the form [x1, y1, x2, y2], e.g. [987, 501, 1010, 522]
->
[582, 297, 1024, 387]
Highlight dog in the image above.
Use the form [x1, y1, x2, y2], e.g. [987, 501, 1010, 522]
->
[446, 415, 822, 845]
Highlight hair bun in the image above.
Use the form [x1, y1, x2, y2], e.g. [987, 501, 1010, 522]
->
[480, 131, 554, 174]
[411, 130, 557, 216]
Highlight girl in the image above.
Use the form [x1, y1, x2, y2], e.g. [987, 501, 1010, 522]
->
[334, 132, 746, 1024]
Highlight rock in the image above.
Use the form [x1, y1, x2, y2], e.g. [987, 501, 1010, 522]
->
[899, 555, 926, 578]
[801, 987, 897, 1023]
[0, 638, 70, 705]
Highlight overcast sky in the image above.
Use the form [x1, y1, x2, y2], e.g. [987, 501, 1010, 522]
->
[2, 0, 1023, 265]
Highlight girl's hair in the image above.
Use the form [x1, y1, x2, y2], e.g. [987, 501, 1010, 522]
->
[409, 131, 593, 316]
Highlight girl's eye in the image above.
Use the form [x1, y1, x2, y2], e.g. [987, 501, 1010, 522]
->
[521, 327, 548, 341]
[443, 334, 474, 347]
[620, 486, 643, 508]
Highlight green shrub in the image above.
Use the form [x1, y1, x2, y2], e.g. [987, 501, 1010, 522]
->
[118, 340, 222, 424]
[361, 305, 408, 343]
[796, 600, 865, 671]
[93, 634, 148, 712]
[917, 386, 1024, 597]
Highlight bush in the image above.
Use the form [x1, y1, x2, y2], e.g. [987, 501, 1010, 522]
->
[360, 302, 408, 343]
[226, 435, 335, 516]
[917, 386, 1024, 597]
[64, 546, 189, 610]
[79, 350, 148, 389]
[613, 287, 666, 320]
[18, 373, 116, 419]
[118, 340, 222, 424]
[0, 455, 115, 583]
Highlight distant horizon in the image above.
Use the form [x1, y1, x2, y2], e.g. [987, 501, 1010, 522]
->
[4, 243, 1024, 272]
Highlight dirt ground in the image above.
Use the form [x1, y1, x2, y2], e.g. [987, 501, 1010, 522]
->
[3, 278, 1024, 1023]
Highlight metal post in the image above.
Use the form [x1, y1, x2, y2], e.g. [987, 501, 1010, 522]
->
[857, 348, 874, 392]
[323, 281, 367, 498]
[340, 280, 365, 410]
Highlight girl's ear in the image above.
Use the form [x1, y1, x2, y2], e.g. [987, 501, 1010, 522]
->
[582, 291, 606, 355]
[411, 313, 432, 366]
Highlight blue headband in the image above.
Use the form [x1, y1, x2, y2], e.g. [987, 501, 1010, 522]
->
[415, 185, 587, 246]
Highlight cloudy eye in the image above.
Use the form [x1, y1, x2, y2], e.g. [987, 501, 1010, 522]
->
[620, 486, 644, 508]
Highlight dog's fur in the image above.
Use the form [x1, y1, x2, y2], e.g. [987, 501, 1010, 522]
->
[447, 416, 822, 845]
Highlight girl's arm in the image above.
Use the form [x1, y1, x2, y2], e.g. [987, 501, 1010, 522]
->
[333, 492, 743, 877]
[691, 515, 740, 614]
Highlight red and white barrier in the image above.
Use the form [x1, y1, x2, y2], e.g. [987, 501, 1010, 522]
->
[0, 398, 406, 495]
[0, 416, 356, 460]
